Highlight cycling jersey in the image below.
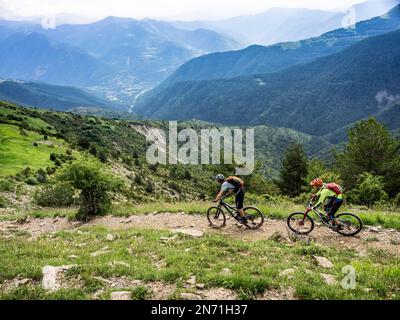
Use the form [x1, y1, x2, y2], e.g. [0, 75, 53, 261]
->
[220, 182, 245, 209]
[221, 181, 237, 193]
[315, 187, 343, 207]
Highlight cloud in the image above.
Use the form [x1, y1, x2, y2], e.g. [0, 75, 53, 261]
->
[376, 90, 400, 107]
[0, 0, 369, 21]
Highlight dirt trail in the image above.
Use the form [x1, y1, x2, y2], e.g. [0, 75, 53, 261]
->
[0, 213, 399, 255]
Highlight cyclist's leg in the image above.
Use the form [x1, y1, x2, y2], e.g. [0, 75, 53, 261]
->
[235, 188, 245, 218]
[324, 197, 335, 218]
[328, 198, 343, 225]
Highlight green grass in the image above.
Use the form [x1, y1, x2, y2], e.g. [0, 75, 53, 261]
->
[0, 226, 398, 300]
[0, 124, 66, 177]
[0, 106, 55, 134]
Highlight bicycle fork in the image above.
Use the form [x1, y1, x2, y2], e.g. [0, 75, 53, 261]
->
[300, 207, 311, 225]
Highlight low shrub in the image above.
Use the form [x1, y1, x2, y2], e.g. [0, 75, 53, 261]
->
[0, 195, 9, 208]
[0, 179, 14, 192]
[33, 182, 76, 207]
[59, 161, 123, 221]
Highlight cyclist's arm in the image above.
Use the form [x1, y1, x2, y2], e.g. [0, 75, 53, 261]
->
[314, 189, 327, 208]
[213, 188, 233, 202]
[213, 190, 226, 202]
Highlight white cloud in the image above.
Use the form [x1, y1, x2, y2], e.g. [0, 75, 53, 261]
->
[0, 0, 374, 21]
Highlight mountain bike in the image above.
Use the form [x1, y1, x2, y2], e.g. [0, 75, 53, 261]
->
[287, 200, 363, 236]
[207, 198, 264, 229]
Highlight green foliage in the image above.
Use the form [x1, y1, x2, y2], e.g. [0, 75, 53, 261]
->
[26, 177, 39, 185]
[36, 169, 47, 183]
[306, 159, 341, 186]
[348, 173, 388, 208]
[395, 193, 400, 208]
[336, 118, 399, 195]
[133, 173, 144, 185]
[98, 149, 108, 163]
[244, 173, 279, 196]
[145, 180, 154, 193]
[168, 182, 181, 192]
[0, 179, 14, 192]
[278, 143, 308, 197]
[33, 182, 76, 207]
[131, 286, 150, 300]
[60, 161, 122, 220]
[0, 195, 9, 208]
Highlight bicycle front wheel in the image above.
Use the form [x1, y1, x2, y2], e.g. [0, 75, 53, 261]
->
[243, 206, 264, 229]
[207, 206, 226, 229]
[336, 213, 363, 236]
[287, 212, 314, 235]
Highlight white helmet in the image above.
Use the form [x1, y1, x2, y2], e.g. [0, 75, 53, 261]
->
[214, 174, 225, 182]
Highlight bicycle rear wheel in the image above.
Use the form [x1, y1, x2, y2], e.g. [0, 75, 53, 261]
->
[243, 206, 264, 229]
[335, 213, 363, 236]
[207, 206, 226, 229]
[287, 212, 314, 235]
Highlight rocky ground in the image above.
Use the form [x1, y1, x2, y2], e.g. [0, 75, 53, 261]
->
[1, 213, 399, 300]
[0, 213, 399, 255]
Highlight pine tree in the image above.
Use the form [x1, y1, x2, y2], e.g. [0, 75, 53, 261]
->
[335, 118, 399, 195]
[278, 143, 308, 197]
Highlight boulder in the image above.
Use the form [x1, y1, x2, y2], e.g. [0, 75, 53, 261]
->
[313, 256, 334, 268]
[109, 261, 130, 268]
[106, 234, 115, 241]
[42, 265, 75, 291]
[368, 226, 382, 233]
[186, 276, 196, 286]
[180, 292, 203, 300]
[279, 268, 296, 277]
[91, 246, 110, 257]
[172, 229, 204, 237]
[110, 291, 132, 300]
[320, 273, 337, 286]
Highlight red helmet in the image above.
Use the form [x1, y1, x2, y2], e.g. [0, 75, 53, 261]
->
[310, 178, 323, 187]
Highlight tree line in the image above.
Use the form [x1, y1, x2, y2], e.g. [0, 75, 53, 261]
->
[278, 118, 400, 208]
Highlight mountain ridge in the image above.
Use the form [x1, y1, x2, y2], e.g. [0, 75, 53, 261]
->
[0, 79, 117, 111]
[134, 29, 400, 136]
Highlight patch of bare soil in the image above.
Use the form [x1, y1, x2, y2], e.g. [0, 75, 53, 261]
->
[0, 277, 36, 292]
[197, 287, 237, 300]
[257, 287, 297, 300]
[91, 276, 177, 300]
[0, 213, 399, 255]
[0, 217, 82, 240]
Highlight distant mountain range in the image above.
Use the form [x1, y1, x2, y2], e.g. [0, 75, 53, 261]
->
[172, 0, 399, 46]
[0, 32, 109, 87]
[0, 1, 399, 117]
[0, 16, 241, 108]
[134, 27, 400, 136]
[0, 79, 116, 111]
[155, 4, 400, 86]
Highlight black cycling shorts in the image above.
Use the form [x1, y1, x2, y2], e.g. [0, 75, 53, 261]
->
[324, 196, 343, 218]
[235, 188, 245, 210]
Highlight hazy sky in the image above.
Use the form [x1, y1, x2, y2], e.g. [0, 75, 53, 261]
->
[0, 0, 380, 20]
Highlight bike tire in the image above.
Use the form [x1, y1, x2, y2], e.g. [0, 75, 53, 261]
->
[335, 213, 363, 236]
[207, 206, 226, 229]
[287, 212, 314, 235]
[243, 206, 264, 229]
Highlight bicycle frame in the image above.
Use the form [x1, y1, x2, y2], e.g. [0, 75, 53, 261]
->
[217, 199, 239, 219]
[301, 201, 331, 226]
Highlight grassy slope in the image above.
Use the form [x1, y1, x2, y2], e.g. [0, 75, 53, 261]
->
[0, 103, 399, 301]
[0, 226, 398, 300]
[0, 124, 65, 177]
